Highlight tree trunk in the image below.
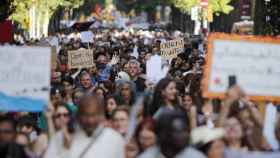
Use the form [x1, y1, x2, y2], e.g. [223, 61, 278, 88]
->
[254, 0, 265, 35]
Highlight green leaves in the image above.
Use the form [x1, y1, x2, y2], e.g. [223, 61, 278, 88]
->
[11, 0, 85, 30]
[170, 0, 234, 15]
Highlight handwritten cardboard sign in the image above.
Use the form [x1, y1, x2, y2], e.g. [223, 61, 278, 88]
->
[160, 38, 184, 59]
[68, 49, 94, 69]
[0, 46, 51, 112]
[203, 33, 280, 101]
[51, 46, 57, 70]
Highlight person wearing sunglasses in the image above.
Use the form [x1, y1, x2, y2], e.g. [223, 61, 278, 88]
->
[0, 116, 17, 145]
[46, 103, 72, 138]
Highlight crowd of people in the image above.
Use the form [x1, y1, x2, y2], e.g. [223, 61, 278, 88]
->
[1, 28, 280, 158]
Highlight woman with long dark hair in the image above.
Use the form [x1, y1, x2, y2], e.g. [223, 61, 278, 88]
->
[115, 81, 136, 107]
[149, 78, 181, 118]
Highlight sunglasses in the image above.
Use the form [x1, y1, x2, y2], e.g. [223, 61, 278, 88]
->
[0, 129, 14, 134]
[54, 113, 70, 118]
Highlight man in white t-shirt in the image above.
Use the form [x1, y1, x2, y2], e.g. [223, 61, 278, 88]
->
[44, 94, 125, 158]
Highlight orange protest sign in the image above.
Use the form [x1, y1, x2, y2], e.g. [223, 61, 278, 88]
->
[203, 33, 280, 102]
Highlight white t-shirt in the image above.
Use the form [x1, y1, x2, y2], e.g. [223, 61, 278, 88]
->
[44, 127, 125, 158]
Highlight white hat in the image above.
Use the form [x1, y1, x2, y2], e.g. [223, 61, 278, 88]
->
[116, 71, 131, 82]
[191, 126, 225, 146]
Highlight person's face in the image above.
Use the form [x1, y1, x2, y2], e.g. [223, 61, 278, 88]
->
[51, 93, 63, 105]
[54, 106, 70, 130]
[128, 63, 139, 78]
[73, 42, 81, 48]
[16, 134, 29, 146]
[162, 82, 177, 102]
[121, 83, 132, 100]
[81, 74, 92, 89]
[73, 91, 84, 105]
[207, 139, 225, 158]
[239, 110, 254, 129]
[51, 72, 62, 83]
[182, 95, 193, 111]
[139, 128, 156, 151]
[224, 117, 243, 142]
[193, 49, 199, 57]
[78, 102, 103, 136]
[89, 64, 97, 75]
[145, 53, 152, 61]
[19, 125, 34, 136]
[106, 98, 117, 114]
[175, 58, 183, 66]
[124, 63, 129, 73]
[95, 89, 104, 99]
[0, 122, 16, 144]
[113, 111, 129, 136]
[125, 139, 139, 158]
[63, 81, 73, 94]
[97, 55, 108, 64]
[140, 51, 146, 59]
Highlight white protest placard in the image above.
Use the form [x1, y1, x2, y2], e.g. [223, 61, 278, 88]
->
[146, 55, 167, 84]
[204, 33, 280, 101]
[68, 49, 94, 69]
[0, 46, 51, 112]
[81, 31, 94, 43]
[160, 38, 184, 59]
[263, 103, 279, 150]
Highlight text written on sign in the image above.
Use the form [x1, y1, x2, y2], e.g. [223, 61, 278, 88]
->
[160, 38, 184, 59]
[68, 49, 94, 69]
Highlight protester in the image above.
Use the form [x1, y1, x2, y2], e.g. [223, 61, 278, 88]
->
[138, 109, 206, 158]
[44, 94, 125, 158]
[150, 78, 181, 118]
[2, 23, 280, 158]
[112, 106, 130, 137]
[0, 116, 17, 145]
[135, 118, 157, 153]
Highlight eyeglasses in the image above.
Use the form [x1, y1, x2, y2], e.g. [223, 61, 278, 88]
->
[0, 129, 14, 134]
[54, 113, 69, 118]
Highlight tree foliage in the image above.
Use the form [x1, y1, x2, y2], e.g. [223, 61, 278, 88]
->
[11, 0, 85, 29]
[0, 0, 15, 22]
[170, 0, 234, 15]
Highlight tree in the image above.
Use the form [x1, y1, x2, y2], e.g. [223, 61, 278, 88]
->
[170, 0, 234, 15]
[10, 0, 85, 36]
[0, 0, 15, 22]
[254, 0, 280, 36]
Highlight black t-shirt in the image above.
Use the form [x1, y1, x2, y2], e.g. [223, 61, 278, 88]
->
[134, 77, 146, 93]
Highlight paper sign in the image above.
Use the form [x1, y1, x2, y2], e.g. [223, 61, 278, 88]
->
[0, 46, 51, 112]
[68, 49, 94, 69]
[263, 103, 279, 150]
[146, 55, 164, 84]
[51, 46, 57, 69]
[48, 36, 59, 48]
[160, 38, 184, 59]
[81, 31, 94, 43]
[203, 33, 280, 101]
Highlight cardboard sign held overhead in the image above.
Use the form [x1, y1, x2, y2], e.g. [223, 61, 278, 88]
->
[51, 46, 57, 70]
[0, 46, 51, 112]
[68, 49, 94, 69]
[160, 38, 184, 59]
[203, 33, 280, 101]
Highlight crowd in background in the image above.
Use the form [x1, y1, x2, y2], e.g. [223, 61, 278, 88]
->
[1, 28, 280, 158]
